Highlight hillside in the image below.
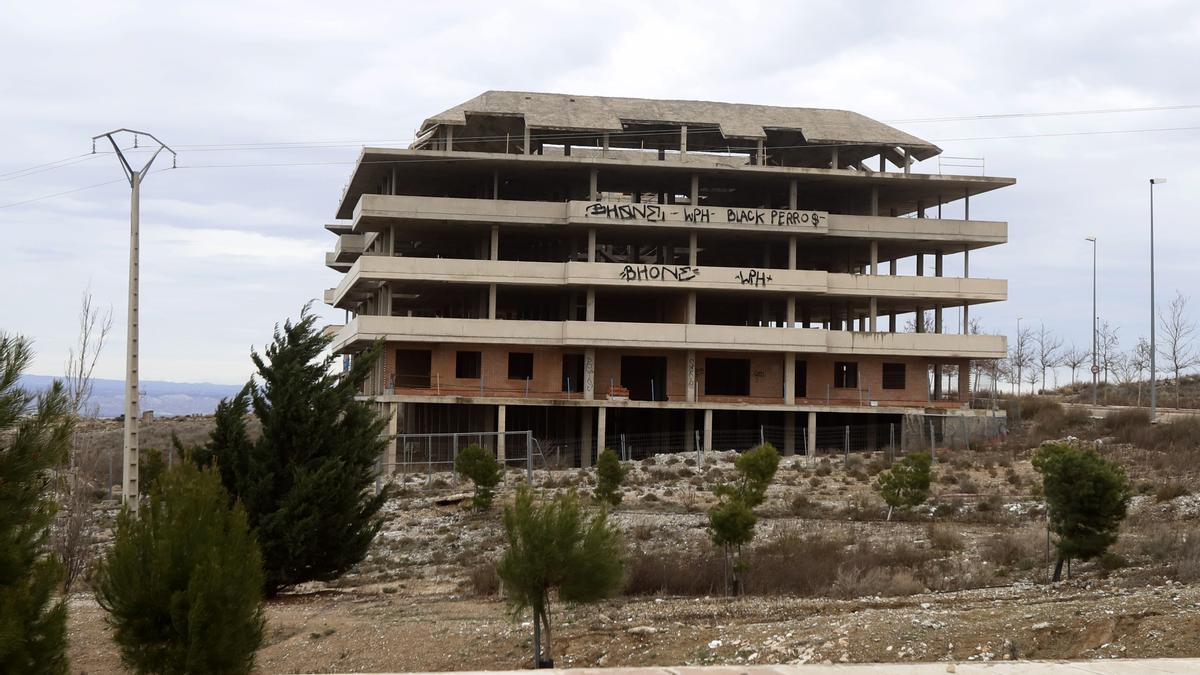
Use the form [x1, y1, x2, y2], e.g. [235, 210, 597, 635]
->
[18, 374, 242, 417]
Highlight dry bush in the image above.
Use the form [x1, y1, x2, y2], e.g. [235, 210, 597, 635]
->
[927, 523, 966, 552]
[831, 568, 924, 599]
[623, 548, 724, 596]
[982, 529, 1042, 568]
[1156, 482, 1190, 503]
[1006, 396, 1063, 422]
[468, 561, 500, 596]
[1174, 531, 1200, 582]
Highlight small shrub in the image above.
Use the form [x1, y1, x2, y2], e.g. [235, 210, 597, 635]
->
[875, 452, 932, 520]
[468, 562, 500, 596]
[1098, 552, 1127, 571]
[594, 448, 626, 506]
[1156, 482, 1190, 503]
[455, 444, 502, 510]
[815, 464, 832, 477]
[95, 463, 264, 674]
[926, 523, 965, 552]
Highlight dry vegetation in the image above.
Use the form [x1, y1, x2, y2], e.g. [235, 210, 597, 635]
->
[64, 402, 1200, 671]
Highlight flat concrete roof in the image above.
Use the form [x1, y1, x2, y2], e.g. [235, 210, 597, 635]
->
[422, 91, 940, 157]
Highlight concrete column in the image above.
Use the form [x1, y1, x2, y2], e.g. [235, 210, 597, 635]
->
[806, 411, 817, 456]
[789, 179, 798, 209]
[788, 235, 797, 270]
[916, 253, 924, 276]
[686, 292, 697, 324]
[703, 408, 713, 454]
[490, 225, 499, 261]
[497, 404, 507, 462]
[589, 168, 599, 201]
[587, 228, 597, 262]
[869, 297, 878, 333]
[584, 348, 595, 400]
[685, 410, 695, 452]
[784, 352, 796, 404]
[492, 170, 499, 199]
[688, 231, 698, 266]
[902, 147, 911, 174]
[680, 125, 688, 157]
[831, 146, 839, 170]
[686, 350, 697, 402]
[446, 125, 453, 151]
[602, 132, 609, 156]
[959, 358, 972, 400]
[488, 284, 497, 319]
[870, 187, 879, 216]
[596, 406, 607, 456]
[785, 297, 796, 327]
[523, 125, 531, 155]
[580, 407, 593, 468]
[934, 251, 944, 334]
[870, 241, 879, 275]
[962, 248, 971, 333]
[586, 288, 595, 321]
[690, 173, 699, 204]
[385, 402, 398, 475]
[784, 413, 795, 456]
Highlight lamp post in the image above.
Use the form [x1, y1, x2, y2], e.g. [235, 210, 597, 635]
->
[1086, 237, 1097, 405]
[1149, 178, 1166, 422]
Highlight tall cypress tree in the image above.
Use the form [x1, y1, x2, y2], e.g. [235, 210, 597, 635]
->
[0, 334, 71, 674]
[202, 308, 388, 595]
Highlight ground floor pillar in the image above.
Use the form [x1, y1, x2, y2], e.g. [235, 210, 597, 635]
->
[806, 411, 817, 456]
[684, 409, 695, 452]
[496, 404, 507, 462]
[784, 413, 795, 456]
[784, 352, 796, 404]
[703, 408, 713, 454]
[384, 402, 398, 475]
[596, 406, 607, 458]
[581, 407, 593, 468]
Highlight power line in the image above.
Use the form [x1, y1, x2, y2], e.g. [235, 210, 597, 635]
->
[886, 104, 1200, 124]
[0, 167, 172, 210]
[0, 152, 101, 181]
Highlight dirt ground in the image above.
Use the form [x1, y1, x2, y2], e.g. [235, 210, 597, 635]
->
[64, 414, 1200, 673]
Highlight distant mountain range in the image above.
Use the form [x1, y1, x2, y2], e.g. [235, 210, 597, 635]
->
[18, 375, 243, 418]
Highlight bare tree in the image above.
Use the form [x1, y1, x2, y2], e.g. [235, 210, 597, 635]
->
[1158, 292, 1199, 408]
[1112, 352, 1138, 389]
[1131, 337, 1152, 407]
[1098, 321, 1120, 401]
[1036, 324, 1063, 391]
[1061, 344, 1090, 386]
[1010, 327, 1035, 395]
[54, 289, 112, 592]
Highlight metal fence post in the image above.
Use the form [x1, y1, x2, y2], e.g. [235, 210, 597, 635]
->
[695, 430, 703, 467]
[620, 434, 627, 461]
[962, 417, 970, 451]
[452, 432, 460, 484]
[889, 423, 895, 463]
[426, 435, 433, 486]
[759, 425, 765, 446]
[526, 430, 533, 483]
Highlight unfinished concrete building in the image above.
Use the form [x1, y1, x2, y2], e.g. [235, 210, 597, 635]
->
[323, 91, 1012, 468]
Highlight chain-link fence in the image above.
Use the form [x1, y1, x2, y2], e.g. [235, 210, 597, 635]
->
[383, 430, 543, 487]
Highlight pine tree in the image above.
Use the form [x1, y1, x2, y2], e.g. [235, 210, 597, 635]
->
[594, 448, 626, 506]
[1033, 441, 1130, 581]
[708, 442, 779, 595]
[95, 462, 265, 674]
[454, 444, 502, 510]
[0, 334, 71, 675]
[200, 307, 388, 595]
[497, 487, 623, 668]
[876, 452, 932, 520]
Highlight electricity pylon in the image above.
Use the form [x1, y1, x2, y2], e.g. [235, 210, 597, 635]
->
[92, 129, 175, 514]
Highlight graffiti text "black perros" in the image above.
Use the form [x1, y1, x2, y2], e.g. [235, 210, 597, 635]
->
[620, 265, 700, 282]
[586, 202, 665, 222]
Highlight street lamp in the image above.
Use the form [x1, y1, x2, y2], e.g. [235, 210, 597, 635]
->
[1085, 237, 1097, 405]
[1150, 178, 1166, 422]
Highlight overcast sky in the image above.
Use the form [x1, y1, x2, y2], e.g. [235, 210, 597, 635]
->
[3, 0, 1197, 385]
